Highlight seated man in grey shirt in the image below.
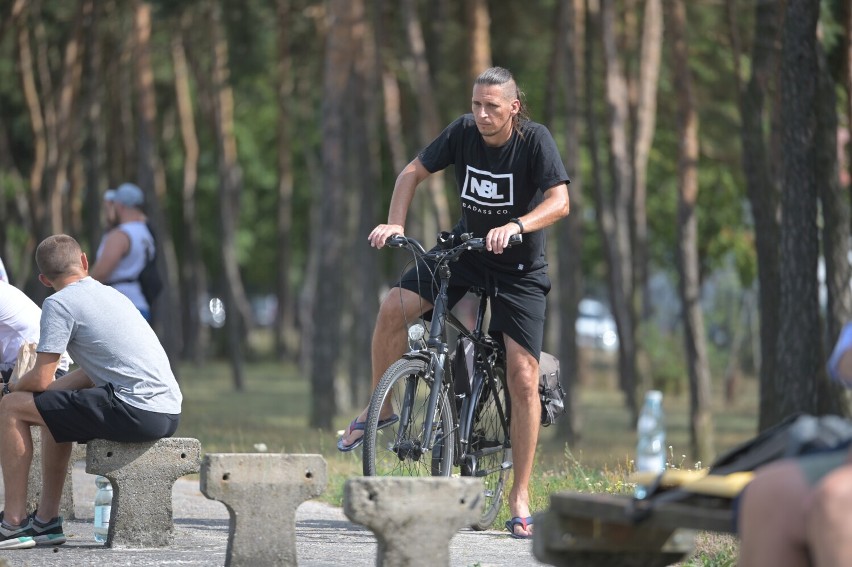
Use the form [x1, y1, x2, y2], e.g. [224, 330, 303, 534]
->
[0, 234, 182, 550]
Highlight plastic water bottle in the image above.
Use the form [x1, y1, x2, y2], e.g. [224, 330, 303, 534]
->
[93, 475, 113, 543]
[634, 390, 666, 499]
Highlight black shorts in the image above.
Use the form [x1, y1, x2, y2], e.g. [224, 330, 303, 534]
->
[34, 384, 180, 444]
[398, 249, 551, 360]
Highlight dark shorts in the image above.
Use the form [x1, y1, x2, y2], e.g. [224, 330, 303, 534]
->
[797, 448, 850, 486]
[398, 248, 551, 360]
[34, 384, 180, 444]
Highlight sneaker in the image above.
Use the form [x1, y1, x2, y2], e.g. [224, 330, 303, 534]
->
[0, 512, 35, 549]
[28, 513, 66, 546]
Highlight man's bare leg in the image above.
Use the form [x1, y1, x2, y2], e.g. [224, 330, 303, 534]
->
[806, 461, 852, 567]
[737, 460, 811, 567]
[0, 393, 43, 525]
[504, 337, 540, 538]
[35, 426, 72, 521]
[339, 287, 431, 448]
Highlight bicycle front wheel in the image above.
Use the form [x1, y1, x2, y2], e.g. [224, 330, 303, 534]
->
[363, 357, 455, 478]
[468, 364, 511, 530]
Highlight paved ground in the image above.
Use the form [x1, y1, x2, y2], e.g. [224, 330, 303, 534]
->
[0, 462, 543, 566]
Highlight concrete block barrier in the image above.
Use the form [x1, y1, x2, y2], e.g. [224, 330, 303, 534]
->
[343, 477, 484, 567]
[85, 437, 202, 548]
[200, 453, 327, 567]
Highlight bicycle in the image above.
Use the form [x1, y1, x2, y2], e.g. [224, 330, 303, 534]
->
[362, 231, 521, 530]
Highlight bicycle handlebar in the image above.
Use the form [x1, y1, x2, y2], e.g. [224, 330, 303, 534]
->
[385, 232, 522, 261]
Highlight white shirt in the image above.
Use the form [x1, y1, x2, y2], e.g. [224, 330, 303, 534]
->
[0, 281, 71, 372]
[96, 221, 155, 311]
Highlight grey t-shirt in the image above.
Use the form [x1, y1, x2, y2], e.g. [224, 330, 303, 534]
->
[38, 277, 181, 414]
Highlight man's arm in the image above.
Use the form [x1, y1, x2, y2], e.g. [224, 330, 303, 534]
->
[46, 368, 95, 391]
[10, 352, 60, 392]
[487, 183, 570, 254]
[89, 229, 130, 282]
[368, 158, 433, 249]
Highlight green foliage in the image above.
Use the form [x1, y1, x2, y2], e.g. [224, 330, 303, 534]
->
[681, 535, 739, 567]
[639, 321, 688, 396]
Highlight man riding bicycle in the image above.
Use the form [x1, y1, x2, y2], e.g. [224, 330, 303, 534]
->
[337, 66, 570, 540]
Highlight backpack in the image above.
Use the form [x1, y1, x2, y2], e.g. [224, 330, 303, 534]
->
[539, 352, 565, 427]
[708, 412, 852, 476]
[136, 242, 163, 307]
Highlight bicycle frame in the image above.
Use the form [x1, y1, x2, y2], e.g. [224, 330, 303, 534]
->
[447, 293, 511, 475]
[400, 246, 511, 472]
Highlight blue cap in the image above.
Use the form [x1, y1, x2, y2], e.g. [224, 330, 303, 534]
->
[104, 183, 144, 208]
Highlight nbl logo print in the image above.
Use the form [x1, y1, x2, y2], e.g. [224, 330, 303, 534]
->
[462, 166, 514, 208]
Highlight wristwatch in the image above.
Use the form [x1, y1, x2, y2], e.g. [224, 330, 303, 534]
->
[509, 217, 525, 234]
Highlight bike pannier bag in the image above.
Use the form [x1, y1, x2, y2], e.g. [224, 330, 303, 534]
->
[539, 352, 565, 427]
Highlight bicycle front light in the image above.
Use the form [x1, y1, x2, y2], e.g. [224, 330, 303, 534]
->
[408, 323, 426, 342]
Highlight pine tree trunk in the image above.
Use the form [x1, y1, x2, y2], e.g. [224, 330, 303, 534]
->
[310, 0, 355, 427]
[274, 0, 298, 361]
[631, 0, 662, 321]
[347, 0, 381, 409]
[171, 13, 210, 365]
[465, 0, 491, 84]
[773, 0, 827, 422]
[726, 0, 783, 432]
[209, 0, 252, 390]
[133, 0, 182, 373]
[82, 2, 105, 253]
[553, 0, 584, 445]
[600, 0, 638, 423]
[668, 0, 714, 464]
[401, 0, 450, 239]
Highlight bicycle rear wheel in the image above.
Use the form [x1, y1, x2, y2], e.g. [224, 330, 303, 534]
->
[363, 357, 455, 478]
[467, 364, 511, 530]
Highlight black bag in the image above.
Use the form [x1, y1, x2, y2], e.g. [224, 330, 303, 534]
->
[539, 352, 565, 427]
[709, 412, 852, 476]
[452, 336, 475, 397]
[137, 244, 163, 307]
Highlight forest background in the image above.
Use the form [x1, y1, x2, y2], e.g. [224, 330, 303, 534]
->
[0, 0, 850, 467]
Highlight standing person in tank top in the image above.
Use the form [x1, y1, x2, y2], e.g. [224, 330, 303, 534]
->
[90, 183, 156, 321]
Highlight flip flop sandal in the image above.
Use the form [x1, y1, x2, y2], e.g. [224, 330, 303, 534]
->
[336, 414, 399, 453]
[505, 516, 534, 539]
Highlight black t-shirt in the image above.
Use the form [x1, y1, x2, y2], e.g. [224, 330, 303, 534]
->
[418, 114, 570, 273]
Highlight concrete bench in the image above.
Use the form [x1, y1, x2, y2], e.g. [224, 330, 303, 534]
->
[200, 453, 327, 567]
[85, 437, 202, 548]
[343, 477, 484, 567]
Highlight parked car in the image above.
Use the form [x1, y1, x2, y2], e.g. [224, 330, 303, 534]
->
[576, 298, 619, 352]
